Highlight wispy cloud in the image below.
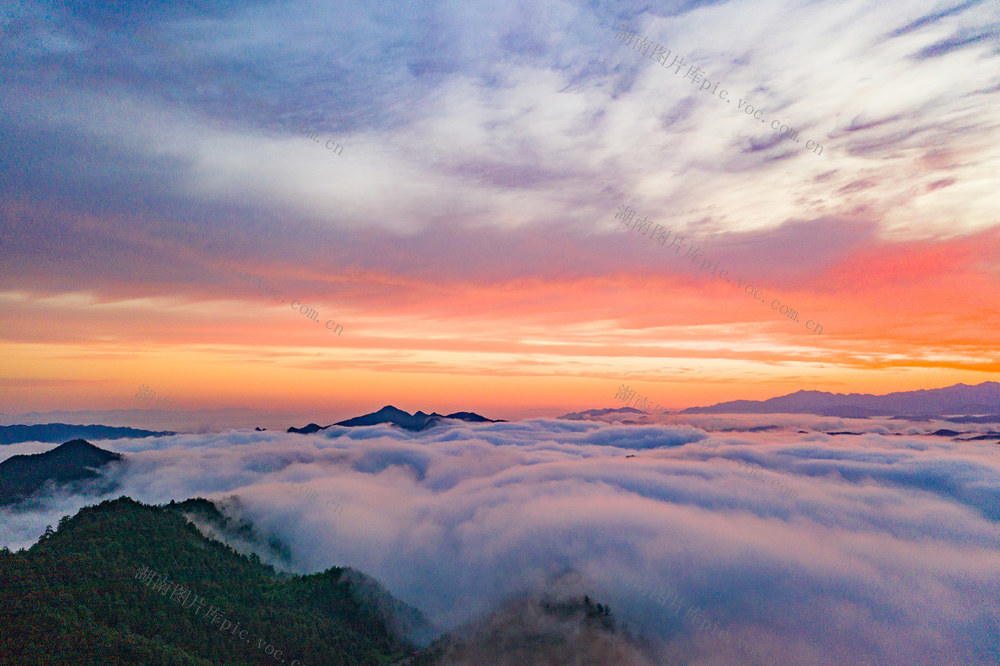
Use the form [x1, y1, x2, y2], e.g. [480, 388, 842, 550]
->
[1, 0, 999, 413]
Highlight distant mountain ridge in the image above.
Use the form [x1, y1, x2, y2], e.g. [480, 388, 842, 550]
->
[681, 382, 1000, 416]
[0, 423, 174, 445]
[288, 406, 503, 434]
[0, 438, 122, 506]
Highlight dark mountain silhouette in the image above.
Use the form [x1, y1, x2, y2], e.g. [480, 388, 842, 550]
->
[558, 407, 648, 421]
[0, 423, 174, 445]
[440, 411, 495, 423]
[287, 406, 503, 434]
[412, 593, 654, 665]
[0, 438, 123, 506]
[336, 406, 441, 430]
[681, 382, 1000, 416]
[0, 497, 420, 664]
[287, 422, 325, 435]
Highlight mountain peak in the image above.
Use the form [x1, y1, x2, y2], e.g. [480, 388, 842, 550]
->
[58, 438, 102, 452]
[292, 407, 505, 432]
[0, 438, 122, 506]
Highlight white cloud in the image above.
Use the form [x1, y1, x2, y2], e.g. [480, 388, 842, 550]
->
[3, 416, 999, 663]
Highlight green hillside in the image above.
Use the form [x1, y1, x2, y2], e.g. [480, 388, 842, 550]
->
[0, 497, 416, 665]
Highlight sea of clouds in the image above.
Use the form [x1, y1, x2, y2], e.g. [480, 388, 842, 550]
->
[2, 415, 999, 664]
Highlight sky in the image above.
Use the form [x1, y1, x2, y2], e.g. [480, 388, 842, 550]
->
[2, 416, 999, 663]
[2, 0, 999, 421]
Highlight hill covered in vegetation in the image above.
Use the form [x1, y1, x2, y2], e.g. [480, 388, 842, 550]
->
[0, 497, 419, 665]
[411, 594, 653, 665]
[0, 438, 122, 506]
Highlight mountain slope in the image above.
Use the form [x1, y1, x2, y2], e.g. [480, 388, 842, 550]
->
[681, 382, 1000, 416]
[411, 594, 655, 665]
[0, 497, 417, 665]
[0, 438, 122, 506]
[0, 423, 175, 445]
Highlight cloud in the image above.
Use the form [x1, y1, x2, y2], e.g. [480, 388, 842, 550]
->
[887, 0, 988, 38]
[913, 29, 998, 60]
[3, 416, 999, 663]
[3, 0, 1000, 402]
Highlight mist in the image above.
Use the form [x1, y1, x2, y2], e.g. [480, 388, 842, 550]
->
[2, 416, 998, 664]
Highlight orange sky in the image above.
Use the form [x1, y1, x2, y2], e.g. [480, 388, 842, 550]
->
[3, 223, 998, 420]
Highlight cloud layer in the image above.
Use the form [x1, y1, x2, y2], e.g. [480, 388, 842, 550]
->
[3, 416, 999, 664]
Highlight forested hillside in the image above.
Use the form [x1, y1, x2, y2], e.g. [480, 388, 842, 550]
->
[0, 497, 416, 665]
